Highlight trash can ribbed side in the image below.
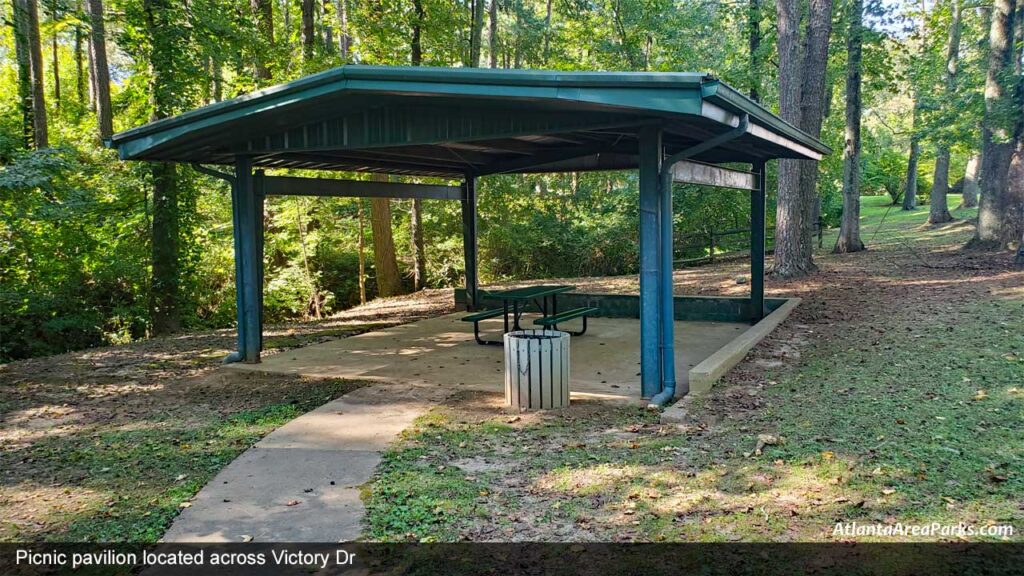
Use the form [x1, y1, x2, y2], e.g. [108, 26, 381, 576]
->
[504, 330, 570, 410]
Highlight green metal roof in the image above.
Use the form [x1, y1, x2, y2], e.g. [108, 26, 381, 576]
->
[108, 65, 830, 177]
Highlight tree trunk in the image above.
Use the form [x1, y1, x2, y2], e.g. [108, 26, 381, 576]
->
[929, 150, 953, 223]
[74, 0, 86, 109]
[411, 199, 426, 290]
[835, 0, 864, 253]
[795, 0, 832, 267]
[252, 0, 274, 81]
[1008, 141, 1024, 264]
[87, 0, 112, 141]
[469, 0, 484, 67]
[26, 0, 49, 148]
[960, 154, 981, 207]
[411, 0, 423, 65]
[903, 135, 920, 210]
[748, 0, 760, 101]
[772, 0, 805, 276]
[211, 56, 223, 101]
[489, 0, 499, 68]
[50, 9, 60, 110]
[294, 197, 322, 319]
[301, 0, 315, 62]
[12, 0, 34, 148]
[358, 200, 366, 304]
[543, 0, 552, 64]
[369, 176, 404, 298]
[145, 0, 182, 335]
[772, 0, 831, 277]
[973, 0, 1018, 247]
[336, 0, 350, 60]
[928, 0, 961, 225]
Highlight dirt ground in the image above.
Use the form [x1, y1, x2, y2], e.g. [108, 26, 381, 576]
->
[0, 288, 452, 541]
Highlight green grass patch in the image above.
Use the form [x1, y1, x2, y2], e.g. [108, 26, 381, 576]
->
[1, 378, 360, 542]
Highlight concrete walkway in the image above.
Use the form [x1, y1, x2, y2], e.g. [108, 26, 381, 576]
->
[161, 383, 450, 542]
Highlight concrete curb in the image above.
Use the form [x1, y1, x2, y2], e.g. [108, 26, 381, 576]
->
[687, 297, 801, 396]
[660, 298, 800, 424]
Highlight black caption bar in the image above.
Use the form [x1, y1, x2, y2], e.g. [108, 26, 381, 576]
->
[1, 543, 1022, 576]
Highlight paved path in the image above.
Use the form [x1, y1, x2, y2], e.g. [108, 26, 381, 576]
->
[161, 383, 450, 542]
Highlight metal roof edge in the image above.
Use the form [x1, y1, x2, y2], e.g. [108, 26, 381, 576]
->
[700, 81, 832, 155]
[109, 66, 713, 147]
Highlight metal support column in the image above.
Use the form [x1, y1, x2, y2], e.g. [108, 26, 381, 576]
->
[461, 175, 479, 311]
[638, 126, 663, 399]
[659, 151, 678, 399]
[234, 157, 262, 363]
[751, 161, 767, 322]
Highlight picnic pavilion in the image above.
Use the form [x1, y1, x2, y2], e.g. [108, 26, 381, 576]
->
[107, 65, 829, 405]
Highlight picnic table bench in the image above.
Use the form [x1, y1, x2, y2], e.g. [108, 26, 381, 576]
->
[460, 285, 597, 344]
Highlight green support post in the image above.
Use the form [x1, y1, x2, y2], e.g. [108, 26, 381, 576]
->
[638, 126, 663, 399]
[234, 157, 262, 363]
[461, 175, 479, 311]
[751, 161, 767, 322]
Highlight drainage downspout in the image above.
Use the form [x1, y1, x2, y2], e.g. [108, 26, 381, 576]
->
[192, 163, 244, 364]
[649, 114, 750, 407]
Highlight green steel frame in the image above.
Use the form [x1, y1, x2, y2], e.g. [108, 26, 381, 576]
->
[107, 65, 828, 402]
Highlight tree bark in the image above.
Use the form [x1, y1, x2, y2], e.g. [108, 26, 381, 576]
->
[973, 0, 1018, 247]
[489, 0, 499, 68]
[369, 175, 404, 298]
[928, 0, 961, 225]
[411, 199, 426, 290]
[835, 0, 865, 253]
[748, 0, 760, 101]
[252, 0, 274, 81]
[960, 154, 981, 207]
[12, 0, 34, 148]
[772, 0, 831, 276]
[294, 197, 322, 318]
[773, 0, 805, 276]
[50, 7, 60, 110]
[358, 200, 366, 304]
[543, 0, 552, 64]
[74, 0, 86, 109]
[336, 0, 350, 60]
[87, 0, 112, 141]
[469, 0, 484, 67]
[26, 0, 49, 148]
[145, 0, 181, 335]
[411, 0, 423, 65]
[903, 134, 920, 210]
[301, 0, 315, 62]
[795, 0, 832, 266]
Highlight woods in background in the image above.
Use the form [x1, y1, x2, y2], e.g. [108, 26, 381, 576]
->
[1, 0, 1022, 361]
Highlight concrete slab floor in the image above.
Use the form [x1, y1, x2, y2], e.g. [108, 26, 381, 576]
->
[228, 313, 750, 403]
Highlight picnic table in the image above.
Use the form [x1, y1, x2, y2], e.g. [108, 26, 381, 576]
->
[461, 285, 598, 345]
[493, 284, 575, 331]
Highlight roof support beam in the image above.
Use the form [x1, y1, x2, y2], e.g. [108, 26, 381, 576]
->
[671, 160, 759, 191]
[261, 175, 464, 200]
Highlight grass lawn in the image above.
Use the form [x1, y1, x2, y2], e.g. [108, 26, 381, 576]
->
[363, 195, 1024, 542]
